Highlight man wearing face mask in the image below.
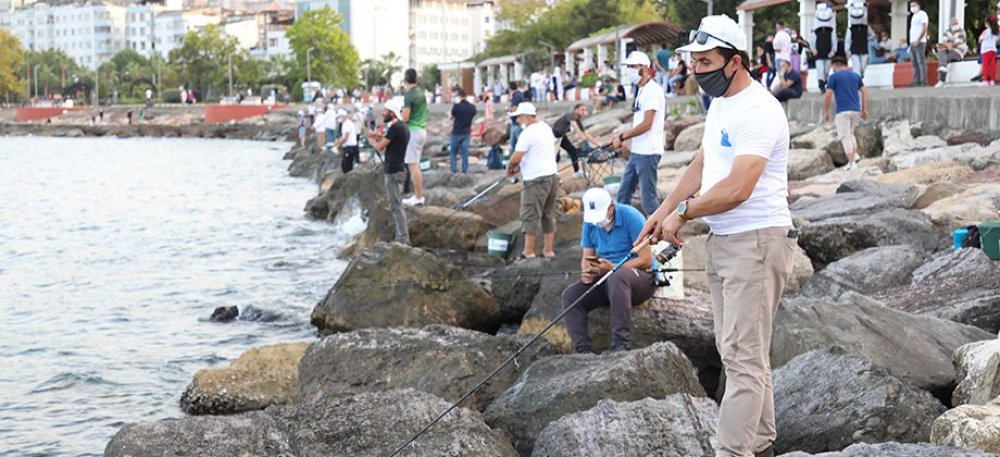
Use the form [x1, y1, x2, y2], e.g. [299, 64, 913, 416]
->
[612, 51, 666, 216]
[637, 14, 795, 457]
[561, 187, 653, 354]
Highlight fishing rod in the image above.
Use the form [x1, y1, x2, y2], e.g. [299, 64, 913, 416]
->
[386, 238, 679, 457]
[457, 175, 518, 210]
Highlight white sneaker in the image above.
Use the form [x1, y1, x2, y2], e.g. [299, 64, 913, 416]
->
[402, 196, 425, 206]
[845, 159, 857, 171]
[934, 81, 945, 88]
[573, 170, 584, 177]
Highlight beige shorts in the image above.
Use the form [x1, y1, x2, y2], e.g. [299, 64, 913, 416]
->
[405, 128, 426, 164]
[520, 174, 560, 235]
[834, 111, 861, 157]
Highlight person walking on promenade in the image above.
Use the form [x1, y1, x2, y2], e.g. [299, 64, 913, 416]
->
[641, 14, 796, 457]
[401, 68, 428, 206]
[979, 17, 999, 86]
[612, 51, 666, 216]
[506, 102, 559, 259]
[449, 88, 477, 173]
[825, 56, 870, 170]
[909, 0, 930, 87]
[366, 98, 411, 245]
[562, 187, 654, 354]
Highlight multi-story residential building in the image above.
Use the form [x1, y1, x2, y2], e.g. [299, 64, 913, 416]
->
[151, 9, 216, 56]
[3, 1, 126, 71]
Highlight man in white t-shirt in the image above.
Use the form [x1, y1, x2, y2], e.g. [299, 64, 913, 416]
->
[506, 102, 560, 258]
[323, 106, 339, 152]
[334, 109, 360, 173]
[611, 50, 666, 215]
[909, 0, 930, 86]
[773, 21, 792, 66]
[312, 107, 327, 154]
[638, 14, 795, 457]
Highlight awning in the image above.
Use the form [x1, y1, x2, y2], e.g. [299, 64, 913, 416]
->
[737, 0, 795, 11]
[564, 22, 686, 53]
[476, 54, 519, 67]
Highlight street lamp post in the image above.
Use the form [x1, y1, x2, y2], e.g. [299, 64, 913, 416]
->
[32, 65, 39, 102]
[700, 0, 713, 16]
[306, 46, 315, 83]
[227, 53, 233, 98]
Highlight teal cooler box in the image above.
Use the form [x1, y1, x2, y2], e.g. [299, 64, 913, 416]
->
[980, 221, 1000, 260]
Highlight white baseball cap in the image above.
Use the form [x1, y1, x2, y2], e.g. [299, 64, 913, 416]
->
[582, 188, 614, 224]
[621, 51, 651, 67]
[677, 14, 748, 53]
[511, 102, 537, 117]
[384, 97, 404, 121]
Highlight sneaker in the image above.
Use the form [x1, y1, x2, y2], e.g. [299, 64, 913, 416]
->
[573, 170, 584, 177]
[402, 196, 425, 206]
[979, 82, 990, 87]
[754, 444, 775, 457]
[934, 81, 945, 88]
[606, 339, 630, 353]
[845, 159, 857, 171]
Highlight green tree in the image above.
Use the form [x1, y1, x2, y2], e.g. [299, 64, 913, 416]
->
[0, 29, 26, 102]
[168, 24, 242, 100]
[417, 64, 440, 92]
[286, 6, 360, 89]
[24, 49, 85, 99]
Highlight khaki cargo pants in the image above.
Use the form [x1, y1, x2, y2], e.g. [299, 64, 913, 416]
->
[705, 227, 796, 457]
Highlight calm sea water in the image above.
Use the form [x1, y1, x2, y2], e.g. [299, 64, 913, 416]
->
[0, 136, 348, 456]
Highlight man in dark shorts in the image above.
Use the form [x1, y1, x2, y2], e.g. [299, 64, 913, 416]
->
[551, 103, 603, 175]
[366, 98, 411, 245]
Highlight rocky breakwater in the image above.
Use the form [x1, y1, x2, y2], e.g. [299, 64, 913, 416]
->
[104, 106, 1000, 456]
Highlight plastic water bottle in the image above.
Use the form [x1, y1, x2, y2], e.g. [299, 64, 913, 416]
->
[953, 228, 969, 250]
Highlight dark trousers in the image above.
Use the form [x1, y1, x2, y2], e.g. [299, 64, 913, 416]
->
[561, 267, 655, 353]
[773, 88, 801, 103]
[341, 146, 359, 174]
[555, 136, 580, 172]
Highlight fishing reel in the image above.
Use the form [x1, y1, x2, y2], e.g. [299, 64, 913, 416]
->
[650, 243, 681, 288]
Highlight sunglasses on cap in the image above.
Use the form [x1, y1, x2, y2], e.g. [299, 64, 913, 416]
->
[691, 30, 739, 51]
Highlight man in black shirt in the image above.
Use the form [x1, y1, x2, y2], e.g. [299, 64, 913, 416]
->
[449, 88, 477, 173]
[551, 103, 603, 174]
[366, 98, 411, 245]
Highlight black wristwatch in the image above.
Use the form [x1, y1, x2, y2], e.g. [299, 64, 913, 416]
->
[618, 133, 626, 142]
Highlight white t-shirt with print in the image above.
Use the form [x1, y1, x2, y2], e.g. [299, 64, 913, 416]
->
[700, 81, 793, 235]
[910, 10, 929, 44]
[630, 80, 666, 155]
[340, 118, 358, 147]
[514, 121, 558, 181]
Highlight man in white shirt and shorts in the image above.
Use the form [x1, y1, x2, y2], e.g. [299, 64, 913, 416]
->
[506, 102, 560, 258]
[638, 14, 796, 457]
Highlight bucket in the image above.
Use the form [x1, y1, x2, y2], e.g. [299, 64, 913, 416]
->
[980, 221, 1000, 260]
[487, 230, 513, 257]
[420, 157, 431, 171]
[603, 175, 622, 196]
[953, 228, 970, 250]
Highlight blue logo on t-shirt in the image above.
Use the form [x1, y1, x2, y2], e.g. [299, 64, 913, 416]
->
[720, 129, 732, 147]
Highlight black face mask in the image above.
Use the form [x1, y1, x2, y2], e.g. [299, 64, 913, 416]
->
[383, 114, 394, 123]
[695, 58, 736, 98]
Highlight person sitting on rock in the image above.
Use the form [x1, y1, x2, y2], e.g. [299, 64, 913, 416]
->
[561, 187, 654, 354]
[772, 59, 803, 103]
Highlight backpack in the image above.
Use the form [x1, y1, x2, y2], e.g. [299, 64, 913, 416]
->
[962, 225, 982, 249]
[487, 145, 504, 170]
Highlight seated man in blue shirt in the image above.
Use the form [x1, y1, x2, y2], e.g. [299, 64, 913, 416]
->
[561, 187, 655, 354]
[772, 59, 803, 102]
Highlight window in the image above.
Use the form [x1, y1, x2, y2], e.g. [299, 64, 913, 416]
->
[451, 33, 457, 40]
[484, 16, 490, 23]
[461, 18, 467, 26]
[429, 31, 437, 39]
[450, 17, 457, 25]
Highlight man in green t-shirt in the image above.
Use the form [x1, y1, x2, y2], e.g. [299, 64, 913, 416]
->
[401, 68, 428, 206]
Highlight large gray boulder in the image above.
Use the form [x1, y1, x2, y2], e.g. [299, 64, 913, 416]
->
[797, 208, 937, 267]
[483, 342, 705, 456]
[488, 257, 550, 324]
[106, 389, 518, 457]
[298, 325, 558, 411]
[311, 243, 500, 335]
[305, 168, 391, 251]
[952, 339, 1000, 407]
[673, 122, 705, 152]
[405, 205, 493, 251]
[771, 296, 995, 396]
[773, 348, 946, 454]
[931, 399, 1000, 454]
[788, 149, 835, 181]
[531, 395, 719, 457]
[790, 180, 918, 222]
[777, 442, 1000, 456]
[875, 248, 1000, 333]
[799, 246, 926, 300]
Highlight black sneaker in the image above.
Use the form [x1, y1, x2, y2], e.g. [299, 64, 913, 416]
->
[606, 340, 630, 353]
